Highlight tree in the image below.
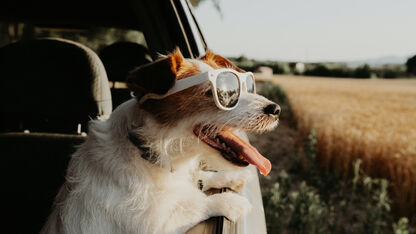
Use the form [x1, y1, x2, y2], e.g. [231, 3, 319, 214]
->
[354, 64, 371, 78]
[304, 64, 331, 77]
[405, 55, 416, 75]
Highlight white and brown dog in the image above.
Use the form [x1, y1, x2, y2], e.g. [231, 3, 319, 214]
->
[41, 50, 280, 234]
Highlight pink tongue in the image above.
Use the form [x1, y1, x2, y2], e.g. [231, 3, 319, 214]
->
[217, 128, 271, 176]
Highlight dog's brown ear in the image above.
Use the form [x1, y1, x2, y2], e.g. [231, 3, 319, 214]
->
[201, 50, 245, 73]
[127, 49, 184, 95]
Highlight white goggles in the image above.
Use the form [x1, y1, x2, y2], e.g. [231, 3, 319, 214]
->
[139, 68, 256, 110]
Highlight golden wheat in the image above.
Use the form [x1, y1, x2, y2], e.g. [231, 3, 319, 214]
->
[265, 75, 416, 216]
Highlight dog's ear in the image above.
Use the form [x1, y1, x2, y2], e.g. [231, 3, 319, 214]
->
[127, 49, 184, 95]
[201, 50, 245, 73]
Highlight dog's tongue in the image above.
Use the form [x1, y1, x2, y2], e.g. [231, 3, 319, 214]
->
[217, 128, 271, 176]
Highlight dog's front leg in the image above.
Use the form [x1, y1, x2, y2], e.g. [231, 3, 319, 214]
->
[163, 188, 252, 234]
[198, 169, 253, 192]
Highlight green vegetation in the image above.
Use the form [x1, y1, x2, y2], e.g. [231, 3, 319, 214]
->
[229, 55, 291, 75]
[303, 64, 372, 78]
[406, 55, 416, 76]
[263, 130, 408, 234]
[260, 83, 413, 234]
[372, 64, 407, 79]
[229, 55, 414, 79]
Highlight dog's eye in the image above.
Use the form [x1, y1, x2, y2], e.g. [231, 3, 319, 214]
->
[205, 90, 212, 97]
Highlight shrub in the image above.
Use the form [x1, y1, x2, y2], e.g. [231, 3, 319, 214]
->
[354, 64, 371, 78]
[304, 64, 332, 77]
[393, 217, 410, 234]
[373, 65, 407, 78]
[262, 130, 409, 234]
[228, 57, 292, 74]
[405, 55, 416, 75]
[303, 63, 372, 78]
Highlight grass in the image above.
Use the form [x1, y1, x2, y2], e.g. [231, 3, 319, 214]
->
[265, 76, 416, 217]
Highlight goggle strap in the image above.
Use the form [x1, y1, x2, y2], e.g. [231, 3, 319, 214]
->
[138, 73, 209, 105]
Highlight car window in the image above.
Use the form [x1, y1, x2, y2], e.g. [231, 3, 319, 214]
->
[181, 0, 206, 55]
[0, 22, 147, 53]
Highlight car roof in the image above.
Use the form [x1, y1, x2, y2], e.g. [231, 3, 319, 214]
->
[0, 0, 140, 29]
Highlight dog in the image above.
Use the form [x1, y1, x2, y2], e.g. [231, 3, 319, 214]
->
[40, 49, 280, 234]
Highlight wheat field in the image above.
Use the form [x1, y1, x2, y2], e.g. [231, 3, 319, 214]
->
[265, 75, 416, 216]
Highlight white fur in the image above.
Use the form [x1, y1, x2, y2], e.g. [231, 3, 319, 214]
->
[41, 60, 278, 234]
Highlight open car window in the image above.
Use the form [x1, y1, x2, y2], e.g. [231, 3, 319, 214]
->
[1, 23, 147, 54]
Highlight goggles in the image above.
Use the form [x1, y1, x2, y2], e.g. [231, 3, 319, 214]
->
[139, 68, 256, 110]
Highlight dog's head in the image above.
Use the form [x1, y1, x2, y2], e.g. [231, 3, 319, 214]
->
[127, 49, 279, 175]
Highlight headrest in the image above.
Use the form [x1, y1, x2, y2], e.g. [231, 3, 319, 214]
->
[100, 42, 152, 82]
[0, 38, 112, 133]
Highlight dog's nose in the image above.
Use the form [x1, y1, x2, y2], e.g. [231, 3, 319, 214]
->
[264, 103, 281, 116]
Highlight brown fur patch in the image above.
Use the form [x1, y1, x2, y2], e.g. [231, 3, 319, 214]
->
[127, 49, 186, 96]
[176, 59, 201, 80]
[169, 48, 184, 75]
[201, 50, 245, 72]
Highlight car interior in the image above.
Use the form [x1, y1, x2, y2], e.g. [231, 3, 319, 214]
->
[0, 1, 265, 233]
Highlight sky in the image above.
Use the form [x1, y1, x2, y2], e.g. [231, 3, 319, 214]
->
[193, 0, 416, 62]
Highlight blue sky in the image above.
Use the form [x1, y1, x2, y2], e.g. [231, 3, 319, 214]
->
[193, 0, 416, 62]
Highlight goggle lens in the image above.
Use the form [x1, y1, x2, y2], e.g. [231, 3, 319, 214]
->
[246, 74, 255, 93]
[216, 71, 240, 108]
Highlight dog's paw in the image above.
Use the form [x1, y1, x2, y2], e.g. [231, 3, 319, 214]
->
[205, 170, 253, 192]
[208, 192, 252, 222]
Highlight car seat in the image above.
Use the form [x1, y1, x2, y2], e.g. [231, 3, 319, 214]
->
[0, 38, 112, 234]
[100, 41, 151, 109]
